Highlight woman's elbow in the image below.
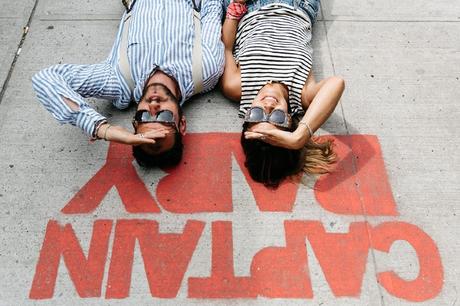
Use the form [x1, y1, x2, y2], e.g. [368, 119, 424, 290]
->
[331, 76, 346, 92]
[220, 79, 241, 102]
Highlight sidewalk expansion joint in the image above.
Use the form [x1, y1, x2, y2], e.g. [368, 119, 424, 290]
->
[0, 0, 39, 106]
[321, 3, 386, 305]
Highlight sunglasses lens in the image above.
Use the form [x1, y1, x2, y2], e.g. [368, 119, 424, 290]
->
[134, 110, 175, 124]
[134, 110, 149, 122]
[156, 110, 174, 123]
[269, 109, 287, 125]
[248, 107, 264, 121]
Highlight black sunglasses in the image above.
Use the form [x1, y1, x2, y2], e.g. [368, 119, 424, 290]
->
[132, 110, 178, 131]
[244, 106, 291, 128]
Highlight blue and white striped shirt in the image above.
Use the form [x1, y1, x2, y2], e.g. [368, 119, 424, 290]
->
[32, 0, 225, 137]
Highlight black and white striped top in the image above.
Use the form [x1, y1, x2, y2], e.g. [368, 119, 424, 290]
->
[235, 4, 313, 118]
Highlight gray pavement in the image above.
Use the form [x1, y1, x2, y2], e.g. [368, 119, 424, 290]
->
[0, 0, 459, 305]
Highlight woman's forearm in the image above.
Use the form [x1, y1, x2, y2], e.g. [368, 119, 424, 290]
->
[222, 18, 239, 51]
[220, 17, 242, 101]
[296, 77, 345, 142]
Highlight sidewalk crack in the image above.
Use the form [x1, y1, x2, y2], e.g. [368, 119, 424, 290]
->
[0, 0, 40, 105]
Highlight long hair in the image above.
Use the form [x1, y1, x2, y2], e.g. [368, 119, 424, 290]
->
[302, 136, 337, 175]
[241, 117, 337, 187]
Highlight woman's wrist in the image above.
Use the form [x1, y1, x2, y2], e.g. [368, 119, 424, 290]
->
[226, 2, 248, 20]
[298, 120, 313, 138]
[294, 121, 313, 148]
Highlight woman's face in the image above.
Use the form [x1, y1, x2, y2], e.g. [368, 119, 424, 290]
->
[248, 82, 290, 132]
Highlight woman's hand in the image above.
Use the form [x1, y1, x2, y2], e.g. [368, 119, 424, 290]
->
[244, 126, 309, 150]
[97, 123, 170, 146]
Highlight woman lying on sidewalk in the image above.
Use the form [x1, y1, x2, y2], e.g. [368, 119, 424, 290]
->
[221, 0, 345, 187]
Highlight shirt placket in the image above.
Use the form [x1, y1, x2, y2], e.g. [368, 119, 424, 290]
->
[155, 3, 164, 66]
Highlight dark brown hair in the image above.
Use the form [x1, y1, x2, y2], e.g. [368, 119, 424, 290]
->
[241, 119, 337, 188]
[132, 132, 183, 168]
[132, 75, 184, 168]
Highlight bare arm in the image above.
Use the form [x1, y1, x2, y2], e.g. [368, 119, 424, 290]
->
[294, 72, 346, 146]
[245, 71, 345, 149]
[220, 9, 242, 101]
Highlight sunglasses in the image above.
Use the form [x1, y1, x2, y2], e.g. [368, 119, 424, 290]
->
[132, 110, 178, 131]
[244, 106, 291, 128]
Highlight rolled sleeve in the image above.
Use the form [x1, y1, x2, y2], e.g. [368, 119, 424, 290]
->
[32, 62, 125, 137]
[75, 107, 107, 137]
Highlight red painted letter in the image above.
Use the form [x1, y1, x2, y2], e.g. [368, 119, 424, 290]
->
[106, 220, 204, 299]
[157, 133, 301, 213]
[188, 221, 254, 298]
[62, 143, 161, 214]
[29, 220, 112, 299]
[371, 222, 444, 302]
[315, 135, 398, 216]
[250, 221, 313, 298]
[190, 221, 314, 299]
[157, 134, 235, 213]
[293, 221, 370, 296]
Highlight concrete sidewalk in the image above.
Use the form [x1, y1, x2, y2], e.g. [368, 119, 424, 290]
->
[0, 0, 459, 305]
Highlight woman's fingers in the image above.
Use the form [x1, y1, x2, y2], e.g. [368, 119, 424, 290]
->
[248, 129, 282, 139]
[245, 129, 300, 149]
[245, 131, 281, 146]
[244, 131, 267, 140]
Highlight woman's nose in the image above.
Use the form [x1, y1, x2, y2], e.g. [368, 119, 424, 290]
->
[262, 101, 276, 113]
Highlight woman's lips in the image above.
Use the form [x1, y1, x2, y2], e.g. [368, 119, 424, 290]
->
[262, 96, 278, 103]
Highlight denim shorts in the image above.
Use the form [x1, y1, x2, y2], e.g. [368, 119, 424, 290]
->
[224, 0, 320, 24]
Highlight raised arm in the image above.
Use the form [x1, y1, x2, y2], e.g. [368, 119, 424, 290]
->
[220, 1, 246, 102]
[32, 62, 157, 145]
[293, 72, 346, 146]
[245, 71, 345, 149]
[32, 62, 126, 136]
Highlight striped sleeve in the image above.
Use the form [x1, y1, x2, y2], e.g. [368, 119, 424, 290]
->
[200, 0, 225, 93]
[32, 61, 128, 137]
